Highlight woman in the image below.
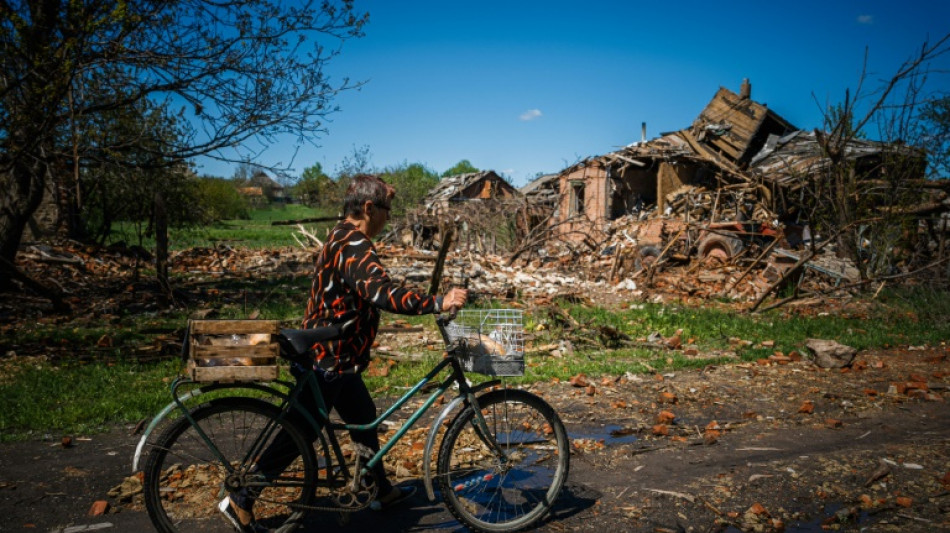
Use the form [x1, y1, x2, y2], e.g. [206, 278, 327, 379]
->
[221, 174, 467, 531]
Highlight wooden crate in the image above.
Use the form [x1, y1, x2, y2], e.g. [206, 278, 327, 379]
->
[187, 319, 281, 382]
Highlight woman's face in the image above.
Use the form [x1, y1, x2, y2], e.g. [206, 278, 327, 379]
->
[365, 200, 390, 238]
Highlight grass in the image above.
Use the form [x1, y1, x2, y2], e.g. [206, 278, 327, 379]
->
[0, 358, 180, 442]
[107, 204, 339, 250]
[3, 259, 949, 442]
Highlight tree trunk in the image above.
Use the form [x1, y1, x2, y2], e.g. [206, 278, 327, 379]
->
[0, 160, 50, 291]
[154, 190, 172, 299]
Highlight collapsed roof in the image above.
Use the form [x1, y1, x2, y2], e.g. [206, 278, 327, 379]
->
[422, 170, 520, 213]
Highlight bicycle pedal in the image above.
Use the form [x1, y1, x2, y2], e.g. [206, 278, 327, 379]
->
[351, 443, 374, 459]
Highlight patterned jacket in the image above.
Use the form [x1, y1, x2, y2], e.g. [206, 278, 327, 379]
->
[303, 221, 442, 372]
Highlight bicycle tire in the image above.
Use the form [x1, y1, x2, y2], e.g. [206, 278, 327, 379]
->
[436, 389, 570, 532]
[143, 397, 316, 533]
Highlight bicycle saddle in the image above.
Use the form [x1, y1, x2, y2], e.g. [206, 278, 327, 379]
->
[278, 326, 345, 358]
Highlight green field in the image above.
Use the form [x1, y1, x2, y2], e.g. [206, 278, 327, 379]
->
[107, 204, 340, 250]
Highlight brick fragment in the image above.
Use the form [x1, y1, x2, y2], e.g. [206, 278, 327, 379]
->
[88, 500, 109, 516]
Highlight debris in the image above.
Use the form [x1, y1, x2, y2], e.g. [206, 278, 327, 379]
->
[62, 524, 114, 533]
[87, 500, 109, 516]
[864, 461, 891, 487]
[805, 339, 857, 368]
[645, 488, 695, 503]
[107, 474, 143, 502]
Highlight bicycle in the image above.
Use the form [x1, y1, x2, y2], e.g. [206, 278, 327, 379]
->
[135, 309, 570, 533]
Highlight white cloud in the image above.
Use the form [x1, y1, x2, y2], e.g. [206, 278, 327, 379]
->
[857, 14, 873, 24]
[519, 109, 542, 121]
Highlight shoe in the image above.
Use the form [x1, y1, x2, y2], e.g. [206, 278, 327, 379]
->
[370, 485, 417, 511]
[218, 496, 264, 532]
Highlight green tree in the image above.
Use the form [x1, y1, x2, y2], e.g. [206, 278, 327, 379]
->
[193, 177, 250, 223]
[294, 163, 337, 208]
[442, 159, 479, 177]
[0, 0, 367, 291]
[77, 98, 193, 244]
[381, 162, 439, 216]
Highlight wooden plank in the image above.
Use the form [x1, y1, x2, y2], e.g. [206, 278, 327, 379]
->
[191, 343, 279, 358]
[189, 362, 279, 383]
[190, 320, 281, 335]
[679, 130, 743, 176]
[708, 136, 742, 159]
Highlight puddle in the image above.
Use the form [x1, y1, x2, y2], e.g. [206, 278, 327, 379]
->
[570, 424, 639, 445]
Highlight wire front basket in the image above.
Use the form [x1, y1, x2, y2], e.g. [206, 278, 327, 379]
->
[445, 309, 525, 377]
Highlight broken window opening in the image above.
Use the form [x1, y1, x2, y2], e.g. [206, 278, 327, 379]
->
[570, 181, 585, 216]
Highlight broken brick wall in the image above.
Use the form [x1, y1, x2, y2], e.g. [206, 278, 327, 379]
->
[557, 163, 608, 242]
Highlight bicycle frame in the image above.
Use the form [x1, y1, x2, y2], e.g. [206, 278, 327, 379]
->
[133, 351, 505, 506]
[275, 352, 506, 503]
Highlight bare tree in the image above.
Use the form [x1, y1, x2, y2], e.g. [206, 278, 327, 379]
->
[801, 34, 950, 281]
[0, 0, 367, 292]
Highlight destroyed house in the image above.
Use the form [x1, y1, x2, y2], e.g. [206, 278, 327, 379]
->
[553, 80, 800, 241]
[750, 130, 927, 191]
[546, 78, 942, 275]
[519, 173, 560, 229]
[396, 170, 523, 251]
[422, 171, 520, 215]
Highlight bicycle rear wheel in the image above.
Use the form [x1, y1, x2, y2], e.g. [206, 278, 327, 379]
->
[143, 397, 315, 533]
[436, 389, 570, 532]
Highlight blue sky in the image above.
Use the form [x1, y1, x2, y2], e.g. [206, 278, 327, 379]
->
[194, 1, 950, 187]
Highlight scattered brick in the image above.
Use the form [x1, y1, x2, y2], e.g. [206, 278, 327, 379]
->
[88, 500, 109, 516]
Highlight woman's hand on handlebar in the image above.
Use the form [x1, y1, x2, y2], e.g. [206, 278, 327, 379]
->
[442, 287, 468, 314]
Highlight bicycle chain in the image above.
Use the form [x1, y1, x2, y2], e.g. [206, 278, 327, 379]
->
[275, 446, 380, 514]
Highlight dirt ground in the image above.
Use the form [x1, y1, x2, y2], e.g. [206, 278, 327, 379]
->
[0, 344, 948, 533]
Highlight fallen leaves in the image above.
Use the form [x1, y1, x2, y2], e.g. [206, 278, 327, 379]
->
[569, 374, 589, 387]
[658, 392, 678, 404]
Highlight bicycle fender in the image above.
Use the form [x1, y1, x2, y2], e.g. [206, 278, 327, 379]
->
[132, 388, 207, 472]
[422, 380, 500, 501]
[131, 381, 290, 472]
[422, 394, 465, 501]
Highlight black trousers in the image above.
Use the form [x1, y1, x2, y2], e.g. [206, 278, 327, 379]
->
[233, 370, 391, 510]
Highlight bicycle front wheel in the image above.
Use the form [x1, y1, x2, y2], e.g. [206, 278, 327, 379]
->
[436, 389, 570, 532]
[143, 397, 316, 533]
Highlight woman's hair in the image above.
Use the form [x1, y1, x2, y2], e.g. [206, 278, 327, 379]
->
[342, 174, 395, 217]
